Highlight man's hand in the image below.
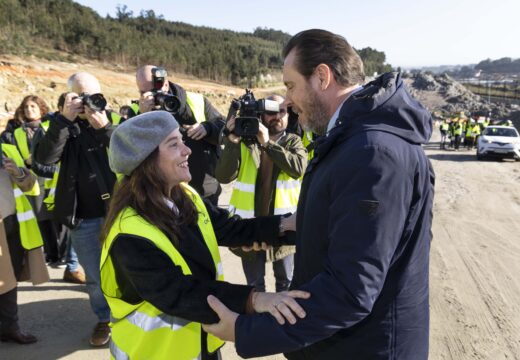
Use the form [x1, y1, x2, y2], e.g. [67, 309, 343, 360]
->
[241, 241, 271, 252]
[256, 122, 269, 146]
[84, 106, 109, 129]
[139, 91, 156, 114]
[2, 157, 24, 178]
[252, 291, 310, 325]
[183, 123, 207, 140]
[62, 93, 83, 122]
[225, 117, 241, 144]
[202, 295, 238, 342]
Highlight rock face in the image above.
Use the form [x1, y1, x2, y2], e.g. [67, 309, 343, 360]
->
[405, 72, 518, 128]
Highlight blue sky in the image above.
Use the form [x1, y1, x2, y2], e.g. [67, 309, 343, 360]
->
[75, 0, 520, 68]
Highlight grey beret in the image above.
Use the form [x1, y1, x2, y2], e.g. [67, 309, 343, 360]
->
[109, 111, 179, 176]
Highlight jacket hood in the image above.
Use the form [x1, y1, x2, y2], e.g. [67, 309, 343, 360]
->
[333, 72, 432, 145]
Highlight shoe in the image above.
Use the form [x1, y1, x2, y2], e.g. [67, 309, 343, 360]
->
[0, 329, 37, 344]
[89, 322, 111, 347]
[63, 268, 86, 284]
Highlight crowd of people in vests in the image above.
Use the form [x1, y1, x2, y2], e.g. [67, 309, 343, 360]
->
[437, 111, 516, 151]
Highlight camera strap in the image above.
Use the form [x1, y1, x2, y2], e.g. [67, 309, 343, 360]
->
[77, 133, 111, 204]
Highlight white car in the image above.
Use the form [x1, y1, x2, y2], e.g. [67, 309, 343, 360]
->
[477, 126, 520, 161]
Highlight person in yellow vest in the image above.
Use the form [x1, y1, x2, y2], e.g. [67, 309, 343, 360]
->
[216, 95, 307, 293]
[30, 93, 85, 284]
[465, 117, 481, 150]
[101, 111, 309, 360]
[5, 95, 64, 267]
[135, 65, 225, 206]
[0, 142, 49, 344]
[439, 118, 450, 149]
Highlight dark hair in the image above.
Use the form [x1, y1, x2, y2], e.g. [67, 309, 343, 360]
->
[16, 95, 49, 122]
[57, 92, 68, 110]
[282, 29, 365, 87]
[101, 148, 198, 245]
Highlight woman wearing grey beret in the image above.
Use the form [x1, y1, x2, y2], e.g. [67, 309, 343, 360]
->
[99, 111, 308, 360]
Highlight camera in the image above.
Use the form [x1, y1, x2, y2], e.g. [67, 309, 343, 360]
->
[151, 67, 181, 113]
[77, 93, 107, 112]
[227, 89, 280, 139]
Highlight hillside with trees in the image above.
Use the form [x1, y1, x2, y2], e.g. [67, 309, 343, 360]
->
[0, 0, 392, 85]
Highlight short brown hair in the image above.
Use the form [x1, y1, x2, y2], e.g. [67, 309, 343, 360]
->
[283, 29, 365, 87]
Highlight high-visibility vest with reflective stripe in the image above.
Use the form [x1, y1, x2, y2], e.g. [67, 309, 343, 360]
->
[441, 122, 449, 131]
[229, 142, 301, 219]
[100, 183, 224, 360]
[13, 120, 50, 162]
[2, 144, 43, 250]
[43, 165, 60, 211]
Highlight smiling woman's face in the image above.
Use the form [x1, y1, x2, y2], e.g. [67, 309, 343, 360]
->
[157, 128, 192, 190]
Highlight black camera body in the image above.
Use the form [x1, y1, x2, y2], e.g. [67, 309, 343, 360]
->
[77, 93, 107, 112]
[151, 67, 181, 113]
[227, 89, 279, 139]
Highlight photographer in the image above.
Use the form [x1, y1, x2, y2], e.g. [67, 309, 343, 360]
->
[136, 65, 225, 205]
[215, 94, 307, 292]
[33, 72, 116, 347]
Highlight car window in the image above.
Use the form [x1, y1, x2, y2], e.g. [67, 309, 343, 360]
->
[483, 128, 519, 137]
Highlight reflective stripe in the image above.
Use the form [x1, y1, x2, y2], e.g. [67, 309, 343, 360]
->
[13, 188, 23, 198]
[110, 340, 130, 360]
[232, 208, 255, 219]
[126, 311, 191, 332]
[17, 209, 36, 222]
[233, 181, 255, 193]
[48, 187, 56, 196]
[217, 262, 224, 277]
[274, 206, 297, 215]
[276, 179, 301, 190]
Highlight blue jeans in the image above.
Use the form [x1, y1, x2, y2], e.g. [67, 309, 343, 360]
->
[241, 252, 294, 292]
[70, 217, 110, 322]
[65, 232, 80, 272]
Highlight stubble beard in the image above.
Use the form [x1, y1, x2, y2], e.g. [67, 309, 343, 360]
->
[301, 94, 329, 136]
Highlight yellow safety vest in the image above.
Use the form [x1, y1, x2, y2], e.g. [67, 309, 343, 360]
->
[110, 111, 123, 126]
[13, 121, 50, 162]
[301, 130, 315, 160]
[2, 144, 43, 250]
[229, 142, 301, 219]
[100, 183, 224, 360]
[128, 92, 206, 123]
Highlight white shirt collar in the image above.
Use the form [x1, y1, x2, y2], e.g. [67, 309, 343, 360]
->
[326, 86, 363, 135]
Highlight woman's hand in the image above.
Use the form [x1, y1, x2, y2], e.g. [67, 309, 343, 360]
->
[252, 290, 310, 325]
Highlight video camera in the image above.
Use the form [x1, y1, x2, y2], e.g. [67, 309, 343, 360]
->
[76, 93, 107, 112]
[226, 89, 279, 139]
[151, 67, 181, 113]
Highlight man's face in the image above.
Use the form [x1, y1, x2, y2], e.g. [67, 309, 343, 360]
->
[283, 50, 329, 135]
[261, 103, 288, 136]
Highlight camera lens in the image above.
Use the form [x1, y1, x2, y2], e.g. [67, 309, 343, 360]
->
[84, 93, 107, 112]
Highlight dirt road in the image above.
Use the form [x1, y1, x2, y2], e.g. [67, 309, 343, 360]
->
[1, 134, 520, 358]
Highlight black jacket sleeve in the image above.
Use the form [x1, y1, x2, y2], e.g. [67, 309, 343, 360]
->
[203, 199, 293, 247]
[33, 114, 73, 165]
[201, 97, 225, 145]
[110, 234, 253, 324]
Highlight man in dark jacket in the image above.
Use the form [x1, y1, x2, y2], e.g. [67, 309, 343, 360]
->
[203, 29, 435, 360]
[33, 72, 115, 347]
[136, 65, 225, 205]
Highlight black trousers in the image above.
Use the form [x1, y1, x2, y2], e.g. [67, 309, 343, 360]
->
[0, 215, 25, 332]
